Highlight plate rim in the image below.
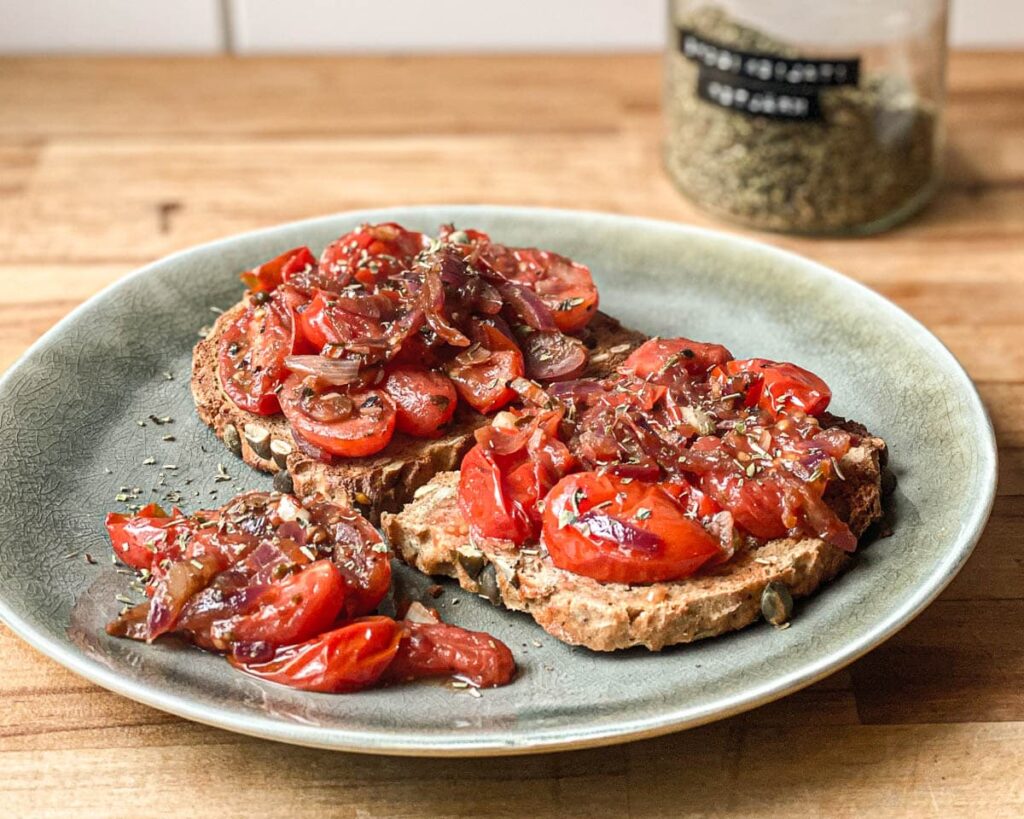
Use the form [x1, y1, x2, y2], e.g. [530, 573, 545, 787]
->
[0, 205, 998, 756]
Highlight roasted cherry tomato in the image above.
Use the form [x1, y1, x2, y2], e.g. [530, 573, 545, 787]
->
[218, 288, 308, 415]
[479, 246, 599, 333]
[318, 223, 429, 290]
[458, 408, 575, 543]
[541, 472, 722, 584]
[306, 498, 392, 618]
[622, 337, 733, 380]
[223, 560, 346, 648]
[458, 445, 534, 544]
[382, 367, 458, 438]
[105, 503, 186, 571]
[385, 622, 516, 688]
[710, 359, 831, 417]
[445, 324, 524, 414]
[279, 374, 397, 457]
[298, 291, 387, 352]
[230, 617, 403, 693]
[240, 247, 317, 293]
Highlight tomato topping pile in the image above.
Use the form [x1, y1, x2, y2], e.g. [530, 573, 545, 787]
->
[459, 336, 860, 585]
[217, 223, 601, 459]
[105, 492, 515, 692]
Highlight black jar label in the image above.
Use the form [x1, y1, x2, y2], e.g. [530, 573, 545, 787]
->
[677, 27, 860, 121]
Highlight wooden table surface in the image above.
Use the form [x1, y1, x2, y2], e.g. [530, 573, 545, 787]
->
[0, 53, 1021, 817]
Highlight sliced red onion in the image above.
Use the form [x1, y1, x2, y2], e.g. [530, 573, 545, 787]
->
[276, 520, 307, 548]
[146, 554, 223, 640]
[421, 262, 471, 346]
[453, 344, 493, 367]
[547, 379, 607, 403]
[105, 601, 151, 641]
[285, 355, 360, 385]
[497, 282, 557, 331]
[574, 510, 664, 554]
[522, 331, 588, 382]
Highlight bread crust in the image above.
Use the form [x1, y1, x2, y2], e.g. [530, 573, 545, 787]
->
[191, 301, 646, 520]
[381, 436, 885, 651]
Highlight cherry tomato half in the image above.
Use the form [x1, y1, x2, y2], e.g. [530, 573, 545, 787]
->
[230, 617, 403, 693]
[218, 288, 308, 415]
[710, 359, 831, 417]
[278, 374, 397, 458]
[298, 291, 386, 352]
[480, 246, 599, 333]
[542, 472, 722, 584]
[319, 223, 429, 291]
[382, 367, 458, 438]
[240, 247, 317, 293]
[445, 324, 525, 414]
[224, 560, 346, 648]
[105, 503, 186, 571]
[622, 337, 733, 380]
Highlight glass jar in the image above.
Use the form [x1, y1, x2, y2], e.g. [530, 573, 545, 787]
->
[664, 0, 948, 235]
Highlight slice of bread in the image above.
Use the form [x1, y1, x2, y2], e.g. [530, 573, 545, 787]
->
[381, 435, 885, 651]
[192, 303, 646, 520]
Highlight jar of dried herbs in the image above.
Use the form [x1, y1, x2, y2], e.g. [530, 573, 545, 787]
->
[665, 1, 948, 235]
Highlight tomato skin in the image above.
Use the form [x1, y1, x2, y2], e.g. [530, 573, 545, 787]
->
[622, 338, 733, 380]
[240, 247, 317, 293]
[382, 367, 457, 438]
[218, 289, 309, 415]
[222, 560, 346, 648]
[105, 503, 185, 571]
[542, 473, 722, 584]
[278, 375, 397, 457]
[230, 617, 403, 693]
[385, 622, 516, 688]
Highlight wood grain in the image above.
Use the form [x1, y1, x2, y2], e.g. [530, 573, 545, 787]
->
[0, 53, 1022, 817]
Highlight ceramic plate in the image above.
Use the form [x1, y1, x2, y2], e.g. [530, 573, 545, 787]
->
[0, 206, 996, 756]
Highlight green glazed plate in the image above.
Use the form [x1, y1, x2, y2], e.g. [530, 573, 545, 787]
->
[0, 206, 996, 756]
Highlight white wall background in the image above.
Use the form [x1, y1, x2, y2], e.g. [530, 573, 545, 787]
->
[0, 0, 1020, 54]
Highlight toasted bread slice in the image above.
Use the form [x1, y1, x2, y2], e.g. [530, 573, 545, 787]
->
[192, 304, 646, 520]
[381, 436, 885, 651]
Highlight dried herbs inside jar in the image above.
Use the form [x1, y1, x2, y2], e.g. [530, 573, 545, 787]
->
[665, 8, 938, 234]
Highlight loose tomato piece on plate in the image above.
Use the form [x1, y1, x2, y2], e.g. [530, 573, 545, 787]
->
[541, 472, 722, 584]
[381, 367, 457, 438]
[229, 616, 403, 693]
[319, 223, 429, 290]
[385, 621, 516, 688]
[279, 375, 396, 458]
[223, 559, 347, 649]
[218, 288, 309, 415]
[622, 337, 733, 380]
[240, 247, 317, 293]
[105, 503, 186, 571]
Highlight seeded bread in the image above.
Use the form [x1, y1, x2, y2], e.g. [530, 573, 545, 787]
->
[381, 435, 885, 651]
[191, 302, 646, 520]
